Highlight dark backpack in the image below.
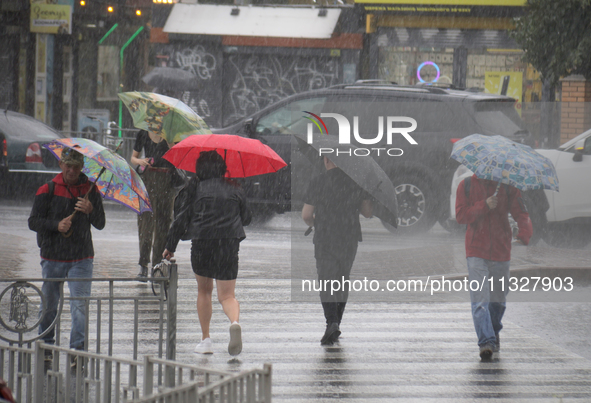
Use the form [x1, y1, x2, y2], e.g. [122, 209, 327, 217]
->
[36, 181, 55, 248]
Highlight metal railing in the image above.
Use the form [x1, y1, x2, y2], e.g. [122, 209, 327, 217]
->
[0, 341, 272, 403]
[0, 259, 273, 402]
[61, 128, 138, 165]
[0, 261, 177, 401]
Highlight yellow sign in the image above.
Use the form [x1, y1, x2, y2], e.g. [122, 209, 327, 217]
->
[30, 4, 72, 34]
[484, 71, 523, 115]
[355, 0, 525, 4]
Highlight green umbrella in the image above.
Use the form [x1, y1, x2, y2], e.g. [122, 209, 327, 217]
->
[119, 91, 211, 144]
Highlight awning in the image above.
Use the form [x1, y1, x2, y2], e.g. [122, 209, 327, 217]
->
[163, 4, 342, 39]
[376, 27, 519, 49]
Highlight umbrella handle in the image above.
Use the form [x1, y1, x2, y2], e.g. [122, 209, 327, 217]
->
[62, 211, 76, 238]
[61, 180, 97, 238]
[493, 182, 501, 197]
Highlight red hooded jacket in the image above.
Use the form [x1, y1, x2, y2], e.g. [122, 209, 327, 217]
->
[456, 175, 532, 261]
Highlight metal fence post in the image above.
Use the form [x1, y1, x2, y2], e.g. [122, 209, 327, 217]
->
[165, 259, 178, 389]
[143, 355, 154, 397]
[33, 341, 45, 402]
[263, 363, 272, 402]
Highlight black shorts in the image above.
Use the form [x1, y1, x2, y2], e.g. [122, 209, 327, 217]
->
[190, 239, 240, 280]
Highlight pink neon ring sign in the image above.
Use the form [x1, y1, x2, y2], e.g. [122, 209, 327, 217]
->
[416, 61, 440, 83]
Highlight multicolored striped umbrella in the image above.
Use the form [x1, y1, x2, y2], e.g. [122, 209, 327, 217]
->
[44, 138, 152, 214]
[119, 91, 211, 144]
[451, 134, 559, 192]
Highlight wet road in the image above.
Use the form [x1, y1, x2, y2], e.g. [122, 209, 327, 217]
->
[1, 200, 591, 400]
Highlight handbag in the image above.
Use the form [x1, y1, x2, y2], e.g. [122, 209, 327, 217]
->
[169, 168, 189, 189]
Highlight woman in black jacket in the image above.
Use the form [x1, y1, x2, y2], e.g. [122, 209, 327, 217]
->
[163, 151, 251, 356]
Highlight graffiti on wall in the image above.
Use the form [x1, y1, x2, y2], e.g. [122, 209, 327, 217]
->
[223, 54, 340, 126]
[174, 46, 217, 81]
[157, 44, 220, 125]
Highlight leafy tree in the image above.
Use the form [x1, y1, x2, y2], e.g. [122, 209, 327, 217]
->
[511, 0, 591, 87]
[511, 0, 591, 147]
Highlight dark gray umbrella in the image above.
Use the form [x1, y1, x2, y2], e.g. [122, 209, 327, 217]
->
[294, 133, 398, 228]
[141, 67, 201, 91]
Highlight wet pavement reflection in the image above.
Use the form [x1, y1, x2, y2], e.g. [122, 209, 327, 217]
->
[2, 200, 591, 401]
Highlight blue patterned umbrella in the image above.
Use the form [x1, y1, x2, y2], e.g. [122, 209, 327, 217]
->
[450, 134, 559, 192]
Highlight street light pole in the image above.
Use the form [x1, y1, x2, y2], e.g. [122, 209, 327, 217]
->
[118, 26, 144, 137]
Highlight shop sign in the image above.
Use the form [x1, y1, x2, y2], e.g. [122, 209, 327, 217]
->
[356, 0, 526, 17]
[30, 3, 72, 35]
[484, 71, 523, 116]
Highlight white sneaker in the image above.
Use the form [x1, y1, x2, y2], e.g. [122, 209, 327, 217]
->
[228, 323, 242, 356]
[194, 338, 214, 354]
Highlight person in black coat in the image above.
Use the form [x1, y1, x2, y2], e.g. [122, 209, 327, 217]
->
[302, 156, 373, 346]
[163, 151, 251, 356]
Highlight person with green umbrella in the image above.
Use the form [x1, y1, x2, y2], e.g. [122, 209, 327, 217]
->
[131, 130, 176, 280]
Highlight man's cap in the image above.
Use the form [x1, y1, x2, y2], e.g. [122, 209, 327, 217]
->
[61, 148, 84, 166]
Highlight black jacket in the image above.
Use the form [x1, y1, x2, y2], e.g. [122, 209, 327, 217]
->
[166, 178, 251, 253]
[28, 173, 106, 262]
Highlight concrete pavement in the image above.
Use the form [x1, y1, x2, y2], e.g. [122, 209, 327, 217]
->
[1, 201, 591, 401]
[52, 278, 591, 402]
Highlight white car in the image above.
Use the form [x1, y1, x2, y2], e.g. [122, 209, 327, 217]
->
[449, 129, 591, 247]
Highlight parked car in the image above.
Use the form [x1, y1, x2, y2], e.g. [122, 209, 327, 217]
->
[449, 129, 591, 247]
[212, 81, 532, 232]
[0, 110, 65, 197]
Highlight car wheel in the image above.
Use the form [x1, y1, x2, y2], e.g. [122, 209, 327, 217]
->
[381, 173, 438, 234]
[542, 223, 591, 249]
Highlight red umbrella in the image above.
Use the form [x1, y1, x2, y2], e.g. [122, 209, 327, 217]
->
[163, 134, 287, 178]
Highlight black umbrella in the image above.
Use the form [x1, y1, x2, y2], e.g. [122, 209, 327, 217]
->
[141, 67, 201, 91]
[294, 133, 398, 228]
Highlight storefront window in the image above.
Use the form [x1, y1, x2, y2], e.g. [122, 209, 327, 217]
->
[378, 47, 454, 85]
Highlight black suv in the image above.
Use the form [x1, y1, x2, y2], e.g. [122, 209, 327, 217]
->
[212, 82, 532, 233]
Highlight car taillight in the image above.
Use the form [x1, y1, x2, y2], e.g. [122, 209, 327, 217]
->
[2, 138, 6, 157]
[25, 143, 43, 163]
[449, 138, 462, 144]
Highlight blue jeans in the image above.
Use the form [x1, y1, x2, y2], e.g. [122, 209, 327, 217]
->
[38, 258, 93, 350]
[466, 257, 510, 347]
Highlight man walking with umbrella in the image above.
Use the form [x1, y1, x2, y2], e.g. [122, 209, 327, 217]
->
[28, 148, 106, 366]
[452, 133, 558, 360]
[456, 176, 532, 360]
[302, 156, 373, 346]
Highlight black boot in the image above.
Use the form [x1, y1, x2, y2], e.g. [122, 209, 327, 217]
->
[320, 322, 341, 345]
[136, 265, 148, 281]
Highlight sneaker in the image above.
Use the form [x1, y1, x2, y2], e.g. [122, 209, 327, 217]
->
[136, 265, 148, 282]
[479, 343, 494, 360]
[228, 323, 242, 356]
[194, 338, 214, 354]
[493, 333, 500, 352]
[320, 322, 341, 346]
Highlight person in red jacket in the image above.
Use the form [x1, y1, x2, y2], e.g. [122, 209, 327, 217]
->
[456, 175, 532, 360]
[28, 148, 105, 367]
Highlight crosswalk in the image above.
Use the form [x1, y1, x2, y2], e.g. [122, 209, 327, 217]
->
[73, 278, 591, 402]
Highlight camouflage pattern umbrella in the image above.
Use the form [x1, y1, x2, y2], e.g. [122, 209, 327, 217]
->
[119, 91, 211, 144]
